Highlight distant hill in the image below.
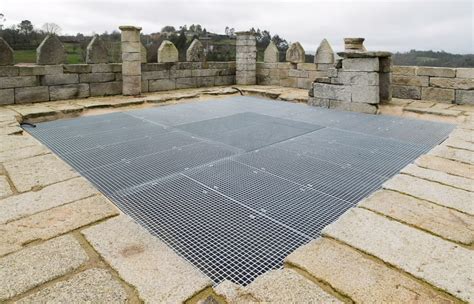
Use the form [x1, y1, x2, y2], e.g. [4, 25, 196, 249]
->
[392, 50, 474, 67]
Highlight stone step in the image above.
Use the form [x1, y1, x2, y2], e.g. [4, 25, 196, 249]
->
[286, 238, 457, 303]
[0, 235, 88, 301]
[383, 174, 473, 215]
[429, 145, 474, 165]
[214, 268, 342, 303]
[322, 208, 474, 302]
[444, 138, 474, 152]
[81, 215, 212, 303]
[359, 190, 474, 245]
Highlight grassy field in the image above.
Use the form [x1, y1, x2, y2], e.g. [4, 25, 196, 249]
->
[13, 43, 84, 64]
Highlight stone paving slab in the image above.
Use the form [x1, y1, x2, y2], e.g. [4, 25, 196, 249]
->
[0, 235, 88, 301]
[16, 268, 128, 304]
[0, 195, 118, 256]
[430, 145, 474, 165]
[0, 134, 39, 152]
[444, 137, 474, 151]
[3, 154, 79, 192]
[0, 144, 50, 163]
[0, 175, 12, 198]
[383, 174, 473, 215]
[82, 215, 212, 303]
[359, 190, 474, 245]
[322, 208, 474, 302]
[449, 128, 474, 142]
[415, 154, 474, 179]
[401, 163, 473, 192]
[286, 238, 456, 303]
[0, 177, 98, 224]
[215, 269, 341, 303]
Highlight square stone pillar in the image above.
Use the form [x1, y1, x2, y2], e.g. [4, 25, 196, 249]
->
[119, 25, 142, 96]
[236, 31, 256, 85]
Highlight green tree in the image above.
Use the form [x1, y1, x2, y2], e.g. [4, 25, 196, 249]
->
[18, 20, 33, 35]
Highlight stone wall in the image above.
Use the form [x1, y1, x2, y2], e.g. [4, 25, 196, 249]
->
[392, 66, 474, 104]
[257, 62, 328, 89]
[0, 62, 235, 104]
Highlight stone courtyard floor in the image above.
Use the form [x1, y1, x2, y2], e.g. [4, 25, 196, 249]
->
[0, 85, 473, 303]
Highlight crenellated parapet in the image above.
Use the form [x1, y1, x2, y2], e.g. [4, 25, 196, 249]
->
[186, 39, 205, 62]
[0, 37, 14, 66]
[86, 35, 108, 64]
[37, 35, 66, 65]
[157, 40, 179, 63]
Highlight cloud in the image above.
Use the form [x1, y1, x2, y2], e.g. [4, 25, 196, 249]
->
[1, 0, 472, 53]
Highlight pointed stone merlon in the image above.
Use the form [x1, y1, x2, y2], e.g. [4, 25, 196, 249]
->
[314, 39, 334, 64]
[0, 37, 14, 66]
[344, 37, 367, 52]
[186, 39, 205, 62]
[86, 35, 108, 64]
[119, 25, 142, 96]
[264, 41, 279, 63]
[157, 40, 178, 63]
[286, 42, 305, 63]
[36, 35, 66, 65]
[236, 31, 257, 85]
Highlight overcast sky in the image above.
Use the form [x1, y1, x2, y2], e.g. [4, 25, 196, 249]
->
[1, 0, 473, 54]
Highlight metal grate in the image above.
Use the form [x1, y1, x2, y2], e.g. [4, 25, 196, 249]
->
[24, 96, 455, 286]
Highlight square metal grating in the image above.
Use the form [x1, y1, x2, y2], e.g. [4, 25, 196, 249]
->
[24, 96, 455, 286]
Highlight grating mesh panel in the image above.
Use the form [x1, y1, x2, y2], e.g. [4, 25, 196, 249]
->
[111, 174, 310, 285]
[24, 95, 455, 286]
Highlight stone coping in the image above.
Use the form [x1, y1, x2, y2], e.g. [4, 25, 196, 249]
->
[0, 86, 472, 303]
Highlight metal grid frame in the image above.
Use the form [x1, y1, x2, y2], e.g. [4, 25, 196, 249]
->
[24, 96, 455, 286]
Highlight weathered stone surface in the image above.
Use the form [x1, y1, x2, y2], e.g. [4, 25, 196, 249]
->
[0, 76, 38, 89]
[79, 72, 116, 83]
[140, 43, 147, 63]
[314, 39, 334, 64]
[351, 84, 379, 104]
[456, 68, 474, 79]
[401, 163, 473, 191]
[0, 37, 14, 66]
[0, 134, 38, 152]
[263, 41, 279, 63]
[323, 208, 474, 302]
[49, 83, 90, 101]
[417, 67, 456, 78]
[157, 40, 179, 63]
[36, 35, 66, 65]
[0, 235, 88, 300]
[0, 195, 117, 256]
[343, 58, 379, 72]
[215, 269, 341, 303]
[0, 66, 19, 77]
[383, 174, 473, 215]
[86, 35, 108, 64]
[4, 154, 78, 192]
[82, 216, 212, 303]
[91, 63, 122, 73]
[343, 37, 366, 52]
[90, 81, 122, 96]
[0, 144, 49, 163]
[329, 100, 378, 114]
[16, 268, 128, 304]
[176, 77, 197, 89]
[392, 85, 421, 99]
[455, 90, 474, 105]
[421, 87, 455, 103]
[313, 83, 351, 102]
[449, 128, 473, 142]
[286, 42, 305, 63]
[186, 39, 205, 62]
[360, 190, 474, 244]
[0, 176, 12, 199]
[444, 137, 474, 151]
[393, 74, 429, 86]
[14, 86, 49, 103]
[337, 71, 379, 86]
[63, 64, 91, 74]
[430, 77, 474, 90]
[0, 88, 14, 105]
[148, 78, 176, 91]
[415, 155, 473, 180]
[393, 65, 416, 75]
[430, 145, 474, 164]
[286, 238, 456, 303]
